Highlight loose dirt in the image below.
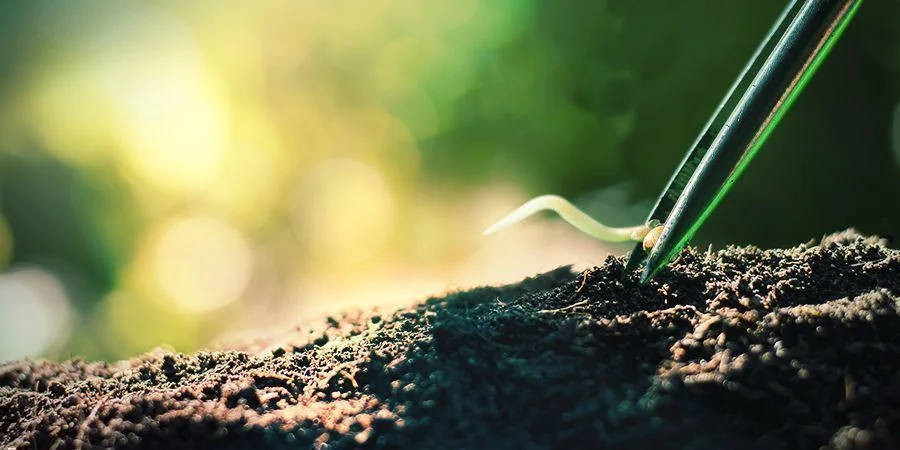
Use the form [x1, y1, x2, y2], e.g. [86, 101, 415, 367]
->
[2, 230, 899, 449]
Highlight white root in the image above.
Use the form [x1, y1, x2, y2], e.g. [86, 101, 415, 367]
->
[483, 195, 648, 243]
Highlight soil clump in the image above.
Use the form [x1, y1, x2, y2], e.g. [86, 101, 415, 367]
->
[2, 230, 899, 449]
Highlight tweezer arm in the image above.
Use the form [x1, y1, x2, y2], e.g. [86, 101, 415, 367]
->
[624, 1, 803, 273]
[639, 0, 861, 282]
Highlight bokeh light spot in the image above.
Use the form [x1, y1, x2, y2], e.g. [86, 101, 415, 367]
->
[30, 4, 230, 193]
[152, 216, 254, 313]
[27, 68, 117, 166]
[293, 159, 395, 265]
[115, 73, 229, 195]
[0, 267, 72, 362]
[202, 120, 285, 229]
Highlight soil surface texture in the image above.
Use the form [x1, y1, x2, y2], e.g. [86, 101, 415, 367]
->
[2, 230, 900, 450]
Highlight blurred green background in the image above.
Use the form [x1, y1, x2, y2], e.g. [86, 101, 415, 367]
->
[0, 1, 897, 362]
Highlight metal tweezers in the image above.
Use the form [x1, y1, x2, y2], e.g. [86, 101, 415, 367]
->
[627, 0, 863, 283]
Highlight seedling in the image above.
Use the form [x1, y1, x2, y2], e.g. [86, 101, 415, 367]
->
[484, 0, 861, 283]
[483, 195, 663, 250]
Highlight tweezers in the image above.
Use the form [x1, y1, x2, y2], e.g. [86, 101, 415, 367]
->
[626, 0, 863, 283]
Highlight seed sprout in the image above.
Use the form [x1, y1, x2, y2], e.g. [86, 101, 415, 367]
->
[484, 195, 662, 248]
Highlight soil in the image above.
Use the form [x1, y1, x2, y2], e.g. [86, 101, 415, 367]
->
[1, 229, 899, 450]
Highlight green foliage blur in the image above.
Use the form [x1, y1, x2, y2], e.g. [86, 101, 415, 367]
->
[0, 1, 897, 361]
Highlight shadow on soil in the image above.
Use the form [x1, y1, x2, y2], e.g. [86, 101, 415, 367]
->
[2, 230, 899, 449]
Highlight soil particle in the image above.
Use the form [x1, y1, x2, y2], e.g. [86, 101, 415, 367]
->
[2, 229, 899, 449]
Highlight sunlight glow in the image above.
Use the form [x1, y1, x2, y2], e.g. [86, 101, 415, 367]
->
[152, 216, 254, 313]
[201, 119, 285, 229]
[29, 4, 230, 193]
[292, 159, 395, 265]
[0, 0, 598, 359]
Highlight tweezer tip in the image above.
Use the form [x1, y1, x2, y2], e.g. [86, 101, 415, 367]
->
[638, 266, 653, 285]
[638, 257, 662, 285]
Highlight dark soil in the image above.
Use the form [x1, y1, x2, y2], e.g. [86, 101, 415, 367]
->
[2, 230, 900, 450]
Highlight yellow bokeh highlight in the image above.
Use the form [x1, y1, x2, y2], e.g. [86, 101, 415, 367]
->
[26, 68, 118, 166]
[0, 0, 544, 359]
[200, 118, 286, 229]
[114, 69, 229, 196]
[292, 158, 395, 266]
[135, 215, 255, 314]
[27, 4, 230, 195]
[102, 33, 229, 195]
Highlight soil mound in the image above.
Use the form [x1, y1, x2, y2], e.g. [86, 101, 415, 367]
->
[2, 230, 899, 449]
